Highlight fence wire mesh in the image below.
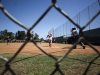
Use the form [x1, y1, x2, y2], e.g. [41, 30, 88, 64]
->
[53, 1, 100, 38]
[0, 0, 100, 75]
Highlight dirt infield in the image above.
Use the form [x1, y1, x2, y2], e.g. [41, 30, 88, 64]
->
[0, 43, 100, 55]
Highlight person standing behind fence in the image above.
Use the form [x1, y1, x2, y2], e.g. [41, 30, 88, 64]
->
[6, 36, 10, 45]
[47, 33, 53, 47]
[71, 28, 85, 49]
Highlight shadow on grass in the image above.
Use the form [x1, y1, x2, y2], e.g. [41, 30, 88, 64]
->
[67, 55, 100, 75]
[83, 55, 100, 75]
[0, 53, 100, 75]
[0, 54, 42, 67]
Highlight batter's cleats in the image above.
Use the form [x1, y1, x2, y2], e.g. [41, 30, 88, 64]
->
[83, 46, 85, 49]
[49, 44, 51, 47]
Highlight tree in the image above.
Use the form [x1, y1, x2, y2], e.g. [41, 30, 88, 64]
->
[16, 31, 26, 40]
[0, 29, 15, 40]
[15, 32, 18, 39]
[34, 33, 39, 40]
[0, 31, 4, 40]
[0, 29, 7, 40]
[7, 32, 15, 40]
[40, 38, 44, 41]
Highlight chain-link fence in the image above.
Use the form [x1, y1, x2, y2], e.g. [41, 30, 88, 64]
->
[53, 1, 100, 39]
[0, 0, 100, 75]
[48, 28, 54, 37]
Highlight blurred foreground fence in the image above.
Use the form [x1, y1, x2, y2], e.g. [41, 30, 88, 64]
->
[0, 0, 100, 75]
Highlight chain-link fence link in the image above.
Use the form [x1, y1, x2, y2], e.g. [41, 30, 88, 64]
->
[0, 0, 100, 75]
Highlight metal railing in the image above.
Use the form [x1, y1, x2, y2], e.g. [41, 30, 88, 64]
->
[0, 0, 100, 75]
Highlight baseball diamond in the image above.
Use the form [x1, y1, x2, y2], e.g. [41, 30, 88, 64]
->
[0, 0, 100, 75]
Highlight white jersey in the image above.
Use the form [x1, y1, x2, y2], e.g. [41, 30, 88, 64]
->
[72, 30, 79, 36]
[48, 36, 53, 40]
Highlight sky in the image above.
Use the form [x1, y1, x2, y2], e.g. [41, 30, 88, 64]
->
[0, 0, 99, 39]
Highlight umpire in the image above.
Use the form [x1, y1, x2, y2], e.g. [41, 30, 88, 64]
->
[71, 28, 85, 49]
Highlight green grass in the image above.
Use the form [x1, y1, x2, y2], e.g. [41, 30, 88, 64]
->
[0, 53, 100, 75]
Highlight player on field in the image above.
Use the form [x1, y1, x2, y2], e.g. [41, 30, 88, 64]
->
[6, 36, 10, 45]
[71, 28, 85, 49]
[47, 33, 53, 47]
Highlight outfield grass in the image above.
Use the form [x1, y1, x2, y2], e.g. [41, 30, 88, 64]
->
[0, 53, 100, 75]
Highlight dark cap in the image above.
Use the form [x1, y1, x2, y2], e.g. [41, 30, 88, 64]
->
[72, 28, 76, 30]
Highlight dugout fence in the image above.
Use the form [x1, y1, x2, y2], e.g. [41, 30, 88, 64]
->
[0, 0, 100, 75]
